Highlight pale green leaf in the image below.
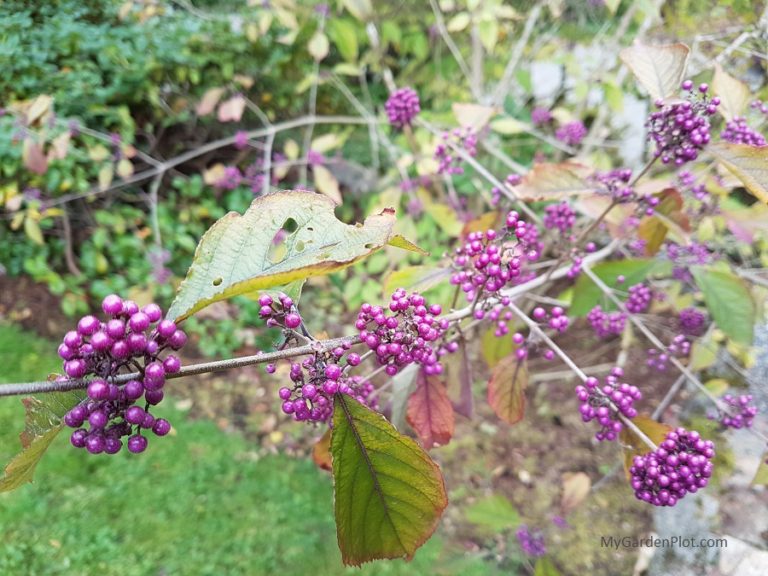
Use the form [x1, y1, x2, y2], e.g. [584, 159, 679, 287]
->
[167, 191, 418, 322]
[464, 495, 520, 532]
[691, 266, 755, 345]
[619, 43, 690, 101]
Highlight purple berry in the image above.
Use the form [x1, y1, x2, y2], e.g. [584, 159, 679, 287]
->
[153, 418, 171, 436]
[127, 435, 148, 453]
[102, 294, 124, 316]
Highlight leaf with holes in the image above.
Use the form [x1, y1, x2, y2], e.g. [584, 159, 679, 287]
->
[331, 394, 447, 566]
[406, 370, 455, 449]
[691, 266, 755, 345]
[619, 415, 672, 480]
[619, 43, 690, 101]
[708, 142, 768, 205]
[487, 354, 527, 425]
[515, 162, 594, 201]
[167, 191, 423, 322]
[1, 391, 84, 492]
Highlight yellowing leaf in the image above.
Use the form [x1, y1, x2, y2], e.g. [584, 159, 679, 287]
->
[196, 87, 225, 116]
[383, 265, 451, 297]
[619, 416, 672, 480]
[712, 64, 751, 121]
[447, 12, 471, 32]
[619, 43, 690, 101]
[26, 94, 53, 125]
[308, 31, 330, 61]
[516, 162, 594, 201]
[343, 0, 373, 21]
[452, 103, 498, 131]
[332, 394, 447, 565]
[117, 159, 134, 179]
[313, 165, 342, 204]
[708, 142, 768, 205]
[487, 354, 527, 425]
[311, 133, 341, 153]
[312, 429, 332, 472]
[217, 95, 246, 123]
[98, 165, 114, 191]
[491, 117, 529, 135]
[167, 191, 420, 322]
[283, 139, 300, 161]
[24, 216, 44, 245]
[561, 472, 591, 513]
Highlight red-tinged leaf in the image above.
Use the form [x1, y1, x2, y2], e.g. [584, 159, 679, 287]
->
[723, 203, 768, 244]
[217, 94, 246, 122]
[515, 162, 594, 201]
[196, 87, 225, 116]
[454, 342, 474, 419]
[406, 370, 455, 449]
[487, 354, 527, 425]
[312, 429, 332, 472]
[619, 415, 672, 480]
[709, 142, 768, 205]
[331, 394, 448, 566]
[23, 139, 48, 174]
[619, 43, 690, 101]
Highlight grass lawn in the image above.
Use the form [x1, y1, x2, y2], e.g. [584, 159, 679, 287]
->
[0, 324, 500, 576]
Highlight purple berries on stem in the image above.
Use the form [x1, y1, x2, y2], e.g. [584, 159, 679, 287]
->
[630, 428, 715, 506]
[709, 394, 758, 429]
[646, 80, 718, 166]
[384, 87, 420, 129]
[575, 367, 641, 441]
[61, 294, 186, 455]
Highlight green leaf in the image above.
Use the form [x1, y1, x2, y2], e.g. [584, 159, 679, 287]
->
[691, 267, 755, 345]
[751, 457, 768, 486]
[328, 19, 359, 62]
[383, 265, 452, 298]
[331, 394, 448, 566]
[167, 191, 422, 322]
[0, 427, 61, 492]
[487, 354, 527, 425]
[535, 557, 562, 576]
[481, 326, 515, 369]
[464, 495, 520, 532]
[570, 259, 663, 317]
[1, 391, 83, 493]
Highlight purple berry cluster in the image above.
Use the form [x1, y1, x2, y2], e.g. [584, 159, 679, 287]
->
[491, 173, 522, 206]
[720, 116, 766, 147]
[626, 283, 652, 314]
[277, 346, 375, 423]
[531, 107, 553, 126]
[356, 289, 448, 376]
[709, 394, 758, 429]
[575, 367, 642, 441]
[555, 120, 587, 147]
[385, 87, 421, 129]
[646, 334, 689, 372]
[531, 305, 570, 332]
[61, 295, 185, 454]
[516, 525, 547, 557]
[543, 202, 576, 234]
[587, 305, 627, 339]
[665, 241, 715, 281]
[450, 211, 541, 304]
[258, 293, 303, 330]
[629, 428, 715, 506]
[646, 80, 719, 166]
[678, 307, 707, 336]
[435, 127, 478, 175]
